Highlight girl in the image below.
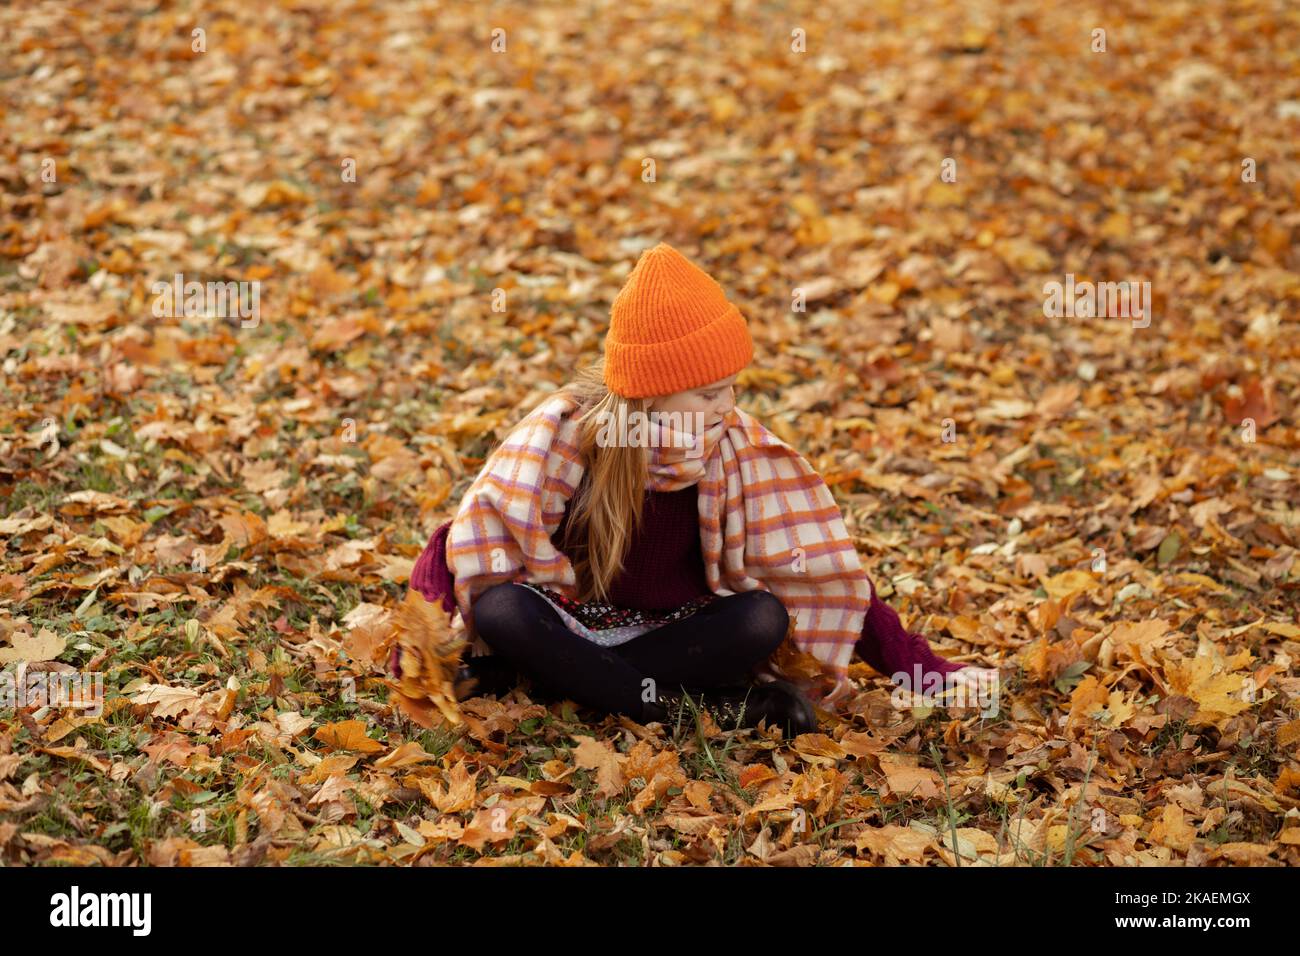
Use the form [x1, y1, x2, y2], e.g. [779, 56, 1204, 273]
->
[406, 242, 994, 737]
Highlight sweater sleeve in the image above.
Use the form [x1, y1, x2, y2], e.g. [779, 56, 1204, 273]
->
[409, 520, 456, 613]
[855, 574, 965, 689]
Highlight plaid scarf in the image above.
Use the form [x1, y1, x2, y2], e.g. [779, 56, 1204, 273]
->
[443, 393, 873, 696]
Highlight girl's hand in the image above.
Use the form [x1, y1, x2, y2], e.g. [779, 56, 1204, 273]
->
[821, 672, 855, 708]
[754, 661, 854, 710]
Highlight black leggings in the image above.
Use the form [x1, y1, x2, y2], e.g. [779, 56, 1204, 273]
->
[468, 583, 789, 721]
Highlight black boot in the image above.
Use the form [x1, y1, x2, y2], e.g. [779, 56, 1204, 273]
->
[454, 655, 521, 700]
[645, 679, 818, 738]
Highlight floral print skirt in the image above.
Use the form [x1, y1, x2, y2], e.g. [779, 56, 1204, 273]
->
[515, 582, 719, 648]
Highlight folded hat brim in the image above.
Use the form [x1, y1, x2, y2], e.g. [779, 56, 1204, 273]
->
[603, 302, 753, 399]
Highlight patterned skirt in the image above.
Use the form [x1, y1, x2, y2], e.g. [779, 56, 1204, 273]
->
[515, 582, 719, 648]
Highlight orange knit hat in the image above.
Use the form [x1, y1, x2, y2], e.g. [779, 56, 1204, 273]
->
[603, 242, 754, 399]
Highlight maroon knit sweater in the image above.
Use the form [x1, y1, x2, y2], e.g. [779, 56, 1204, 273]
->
[409, 485, 964, 685]
[551, 486, 711, 611]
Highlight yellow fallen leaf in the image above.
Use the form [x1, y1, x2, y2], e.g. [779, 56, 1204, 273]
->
[1040, 570, 1096, 602]
[0, 628, 66, 664]
[274, 712, 314, 738]
[1168, 572, 1229, 593]
[792, 733, 846, 765]
[130, 683, 202, 718]
[572, 735, 625, 798]
[416, 817, 465, 844]
[37, 746, 110, 774]
[1066, 675, 1110, 729]
[1163, 654, 1253, 729]
[625, 741, 687, 814]
[44, 713, 101, 744]
[1276, 767, 1300, 796]
[374, 741, 439, 770]
[314, 719, 385, 754]
[1046, 824, 1071, 854]
[1275, 719, 1300, 751]
[300, 753, 359, 784]
[878, 754, 942, 799]
[709, 93, 738, 122]
[1096, 689, 1136, 727]
[267, 510, 311, 539]
[1150, 803, 1196, 852]
[1099, 211, 1131, 240]
[855, 824, 937, 863]
[309, 775, 356, 806]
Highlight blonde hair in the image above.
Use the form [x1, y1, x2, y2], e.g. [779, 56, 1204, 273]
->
[552, 357, 649, 603]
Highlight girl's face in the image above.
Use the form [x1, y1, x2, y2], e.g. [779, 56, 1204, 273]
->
[646, 374, 738, 433]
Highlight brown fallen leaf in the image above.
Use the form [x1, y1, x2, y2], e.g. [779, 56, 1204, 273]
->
[1219, 376, 1281, 430]
[37, 746, 110, 774]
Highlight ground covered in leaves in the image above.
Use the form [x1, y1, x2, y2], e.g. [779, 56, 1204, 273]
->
[1, 0, 1298, 866]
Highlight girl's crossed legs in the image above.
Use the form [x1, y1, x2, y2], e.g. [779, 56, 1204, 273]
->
[468, 582, 789, 721]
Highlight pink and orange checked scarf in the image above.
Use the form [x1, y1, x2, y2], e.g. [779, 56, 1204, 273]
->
[443, 393, 873, 699]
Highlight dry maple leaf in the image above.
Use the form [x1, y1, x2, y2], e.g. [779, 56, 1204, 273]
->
[1219, 376, 1281, 430]
[313, 719, 385, 754]
[385, 589, 467, 729]
[1163, 652, 1255, 730]
[573, 735, 625, 798]
[130, 682, 203, 719]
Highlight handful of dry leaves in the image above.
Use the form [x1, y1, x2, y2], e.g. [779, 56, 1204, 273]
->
[384, 589, 469, 729]
[754, 615, 846, 706]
